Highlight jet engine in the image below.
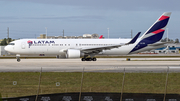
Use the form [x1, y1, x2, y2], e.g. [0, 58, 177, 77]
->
[66, 49, 84, 58]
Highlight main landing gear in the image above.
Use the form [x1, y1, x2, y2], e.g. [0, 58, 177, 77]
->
[81, 57, 97, 61]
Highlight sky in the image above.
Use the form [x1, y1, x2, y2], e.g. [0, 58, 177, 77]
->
[0, 0, 180, 39]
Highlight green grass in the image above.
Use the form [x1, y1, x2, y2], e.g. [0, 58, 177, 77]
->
[0, 72, 180, 97]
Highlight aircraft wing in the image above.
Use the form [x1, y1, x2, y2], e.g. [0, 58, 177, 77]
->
[62, 32, 141, 54]
[81, 44, 125, 54]
[81, 32, 141, 54]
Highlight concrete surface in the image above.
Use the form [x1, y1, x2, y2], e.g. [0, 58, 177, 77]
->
[0, 58, 180, 72]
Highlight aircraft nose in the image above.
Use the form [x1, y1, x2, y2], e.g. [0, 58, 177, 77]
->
[4, 46, 9, 52]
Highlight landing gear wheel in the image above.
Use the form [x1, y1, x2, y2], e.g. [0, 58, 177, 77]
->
[88, 58, 92, 61]
[16, 54, 21, 62]
[81, 58, 86, 61]
[17, 58, 21, 62]
[56, 55, 59, 59]
[81, 57, 97, 61]
[92, 58, 97, 61]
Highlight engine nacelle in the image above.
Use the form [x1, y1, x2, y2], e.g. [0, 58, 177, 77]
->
[66, 49, 84, 58]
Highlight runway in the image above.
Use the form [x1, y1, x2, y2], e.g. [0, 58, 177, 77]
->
[0, 58, 180, 72]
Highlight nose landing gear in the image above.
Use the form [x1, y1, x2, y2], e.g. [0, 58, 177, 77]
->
[16, 54, 21, 62]
[17, 58, 21, 62]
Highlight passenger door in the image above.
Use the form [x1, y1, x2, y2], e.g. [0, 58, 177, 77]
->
[21, 42, 26, 49]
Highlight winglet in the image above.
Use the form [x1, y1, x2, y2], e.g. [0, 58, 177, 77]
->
[126, 32, 141, 44]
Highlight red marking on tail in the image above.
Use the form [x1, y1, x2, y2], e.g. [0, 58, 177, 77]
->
[159, 15, 169, 21]
[152, 29, 165, 34]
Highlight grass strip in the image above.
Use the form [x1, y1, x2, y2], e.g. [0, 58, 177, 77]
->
[0, 72, 180, 97]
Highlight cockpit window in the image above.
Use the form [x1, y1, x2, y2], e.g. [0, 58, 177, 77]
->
[8, 43, 15, 45]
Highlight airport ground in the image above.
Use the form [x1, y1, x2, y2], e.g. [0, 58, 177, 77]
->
[0, 58, 180, 72]
[1, 57, 180, 98]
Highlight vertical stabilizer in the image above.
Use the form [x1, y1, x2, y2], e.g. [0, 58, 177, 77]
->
[129, 12, 171, 53]
[140, 12, 171, 43]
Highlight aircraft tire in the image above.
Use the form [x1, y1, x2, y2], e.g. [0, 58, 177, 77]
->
[81, 58, 86, 61]
[82, 58, 96, 61]
[88, 58, 92, 61]
[92, 58, 97, 61]
[17, 58, 21, 62]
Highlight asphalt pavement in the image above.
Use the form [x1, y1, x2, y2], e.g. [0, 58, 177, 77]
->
[0, 58, 180, 72]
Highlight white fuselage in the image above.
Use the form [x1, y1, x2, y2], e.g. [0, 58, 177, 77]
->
[5, 38, 163, 56]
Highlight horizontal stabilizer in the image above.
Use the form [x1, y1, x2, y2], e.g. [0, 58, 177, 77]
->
[148, 42, 172, 46]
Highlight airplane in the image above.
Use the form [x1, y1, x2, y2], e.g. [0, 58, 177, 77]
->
[5, 12, 171, 62]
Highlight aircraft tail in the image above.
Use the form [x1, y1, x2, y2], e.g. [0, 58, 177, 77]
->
[140, 12, 171, 43]
[129, 12, 171, 53]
